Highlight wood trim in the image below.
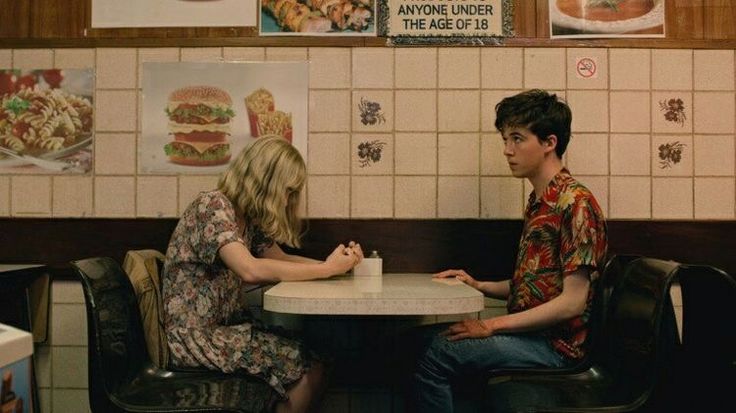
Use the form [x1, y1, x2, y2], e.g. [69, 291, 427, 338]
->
[1, 218, 733, 280]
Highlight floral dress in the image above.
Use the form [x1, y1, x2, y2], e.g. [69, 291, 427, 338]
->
[162, 190, 313, 397]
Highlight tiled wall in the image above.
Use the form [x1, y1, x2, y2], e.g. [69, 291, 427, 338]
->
[6, 45, 725, 412]
[1, 46, 735, 219]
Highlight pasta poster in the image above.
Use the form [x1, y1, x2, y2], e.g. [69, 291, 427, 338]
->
[140, 62, 308, 174]
[0, 68, 94, 174]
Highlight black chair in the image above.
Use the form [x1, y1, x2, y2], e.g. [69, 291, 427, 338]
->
[71, 257, 279, 413]
[672, 263, 736, 411]
[485, 256, 681, 412]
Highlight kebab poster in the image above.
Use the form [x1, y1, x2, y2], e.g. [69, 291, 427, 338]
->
[140, 62, 307, 174]
[92, 0, 256, 28]
[0, 68, 94, 174]
[260, 0, 376, 35]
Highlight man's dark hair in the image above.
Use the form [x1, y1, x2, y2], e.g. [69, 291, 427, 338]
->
[494, 89, 572, 158]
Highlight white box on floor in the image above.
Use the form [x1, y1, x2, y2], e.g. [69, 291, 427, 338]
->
[0, 323, 33, 413]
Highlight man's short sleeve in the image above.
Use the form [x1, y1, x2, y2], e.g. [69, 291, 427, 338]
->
[560, 194, 608, 277]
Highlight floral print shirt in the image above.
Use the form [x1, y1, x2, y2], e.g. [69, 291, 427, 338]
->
[507, 169, 608, 360]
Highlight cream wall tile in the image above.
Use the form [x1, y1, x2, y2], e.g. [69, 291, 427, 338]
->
[694, 135, 734, 176]
[94, 176, 135, 217]
[178, 176, 218, 214]
[181, 47, 222, 61]
[51, 303, 87, 345]
[524, 48, 566, 90]
[438, 90, 479, 131]
[351, 176, 392, 217]
[693, 92, 735, 134]
[52, 346, 88, 388]
[694, 50, 734, 91]
[438, 176, 478, 218]
[395, 48, 436, 89]
[54, 48, 95, 69]
[95, 133, 136, 174]
[308, 133, 350, 174]
[438, 48, 480, 89]
[309, 48, 350, 89]
[309, 90, 350, 131]
[352, 133, 393, 175]
[137, 176, 178, 217]
[438, 133, 479, 175]
[266, 47, 307, 61]
[566, 133, 608, 175]
[609, 177, 651, 219]
[480, 177, 523, 219]
[567, 91, 609, 132]
[137, 48, 180, 88]
[652, 50, 692, 90]
[53, 176, 92, 217]
[12, 49, 53, 69]
[52, 280, 84, 303]
[96, 48, 136, 89]
[352, 48, 393, 89]
[11, 176, 51, 216]
[481, 90, 520, 132]
[610, 134, 650, 176]
[53, 389, 91, 413]
[96, 90, 137, 131]
[652, 177, 693, 219]
[307, 176, 349, 218]
[352, 90, 393, 132]
[0, 49, 11, 67]
[35, 345, 50, 388]
[652, 135, 692, 176]
[395, 176, 436, 218]
[610, 49, 650, 90]
[577, 176, 608, 217]
[395, 90, 436, 131]
[395, 132, 437, 175]
[610, 91, 650, 133]
[481, 133, 511, 175]
[481, 48, 522, 89]
[223, 47, 265, 61]
[694, 177, 735, 219]
[652, 92, 692, 133]
[567, 49, 608, 90]
[0, 177, 9, 216]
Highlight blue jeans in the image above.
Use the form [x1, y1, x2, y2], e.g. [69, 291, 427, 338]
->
[412, 323, 567, 413]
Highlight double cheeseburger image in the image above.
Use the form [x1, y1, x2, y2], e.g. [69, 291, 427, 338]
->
[164, 85, 235, 166]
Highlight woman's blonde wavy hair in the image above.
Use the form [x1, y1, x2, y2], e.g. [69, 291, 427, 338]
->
[218, 135, 306, 248]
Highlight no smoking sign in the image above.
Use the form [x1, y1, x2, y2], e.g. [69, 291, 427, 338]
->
[575, 57, 598, 79]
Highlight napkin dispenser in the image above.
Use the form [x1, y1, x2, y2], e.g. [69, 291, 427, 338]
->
[353, 250, 382, 277]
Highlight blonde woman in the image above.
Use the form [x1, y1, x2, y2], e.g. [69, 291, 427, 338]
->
[162, 136, 362, 413]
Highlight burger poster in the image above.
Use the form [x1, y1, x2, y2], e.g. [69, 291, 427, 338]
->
[140, 62, 308, 174]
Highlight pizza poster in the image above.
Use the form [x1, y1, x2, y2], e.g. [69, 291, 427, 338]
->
[140, 62, 308, 174]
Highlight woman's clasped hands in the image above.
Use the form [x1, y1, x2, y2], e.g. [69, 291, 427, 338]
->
[324, 240, 363, 276]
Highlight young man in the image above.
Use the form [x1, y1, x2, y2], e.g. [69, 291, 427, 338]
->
[412, 89, 608, 412]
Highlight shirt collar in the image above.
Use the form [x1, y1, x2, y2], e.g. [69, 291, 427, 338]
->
[527, 168, 571, 208]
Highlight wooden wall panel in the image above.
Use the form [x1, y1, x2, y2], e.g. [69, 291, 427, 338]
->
[512, 0, 538, 38]
[0, 0, 30, 38]
[704, 0, 736, 39]
[667, 0, 704, 39]
[30, 0, 87, 38]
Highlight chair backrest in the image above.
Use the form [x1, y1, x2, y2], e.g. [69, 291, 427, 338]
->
[70, 257, 150, 410]
[595, 256, 680, 404]
[122, 249, 169, 368]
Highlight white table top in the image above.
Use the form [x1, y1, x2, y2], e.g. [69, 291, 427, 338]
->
[263, 273, 485, 315]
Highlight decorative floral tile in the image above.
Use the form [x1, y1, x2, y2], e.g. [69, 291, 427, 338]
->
[652, 92, 692, 133]
[352, 133, 393, 175]
[352, 91, 393, 132]
[652, 135, 692, 176]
